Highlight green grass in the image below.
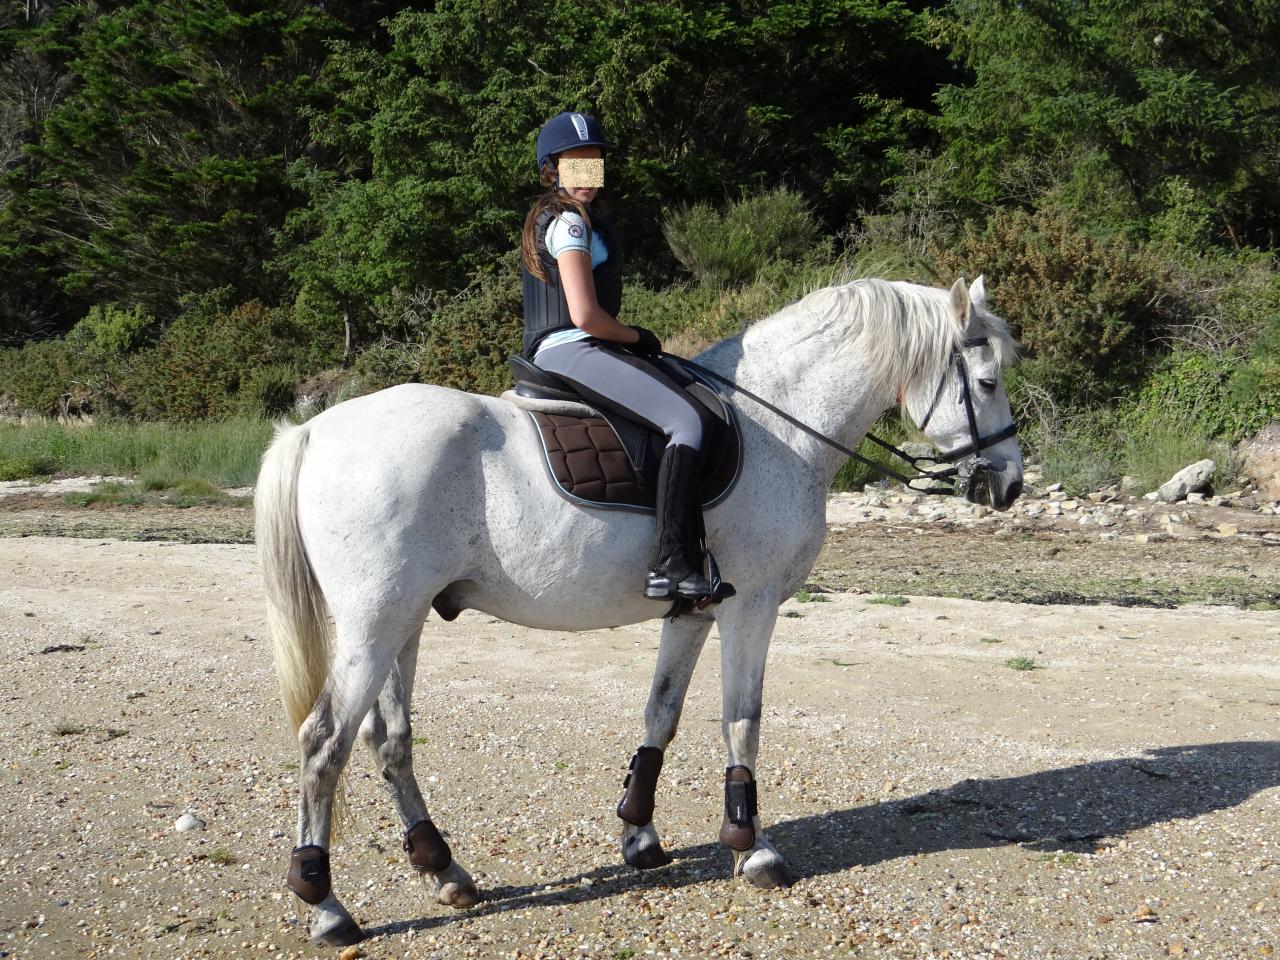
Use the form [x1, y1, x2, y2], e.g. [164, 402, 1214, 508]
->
[208, 848, 237, 866]
[64, 482, 145, 507]
[0, 418, 272, 488]
[53, 721, 86, 736]
[1005, 656, 1040, 671]
[1038, 852, 1081, 866]
[793, 588, 828, 603]
[867, 595, 909, 606]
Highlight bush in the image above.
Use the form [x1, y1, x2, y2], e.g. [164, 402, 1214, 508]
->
[67, 304, 155, 355]
[237, 365, 299, 419]
[664, 187, 824, 288]
[1124, 348, 1280, 443]
[125, 300, 330, 421]
[931, 206, 1166, 405]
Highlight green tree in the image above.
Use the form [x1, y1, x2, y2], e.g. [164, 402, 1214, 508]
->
[10, 0, 344, 326]
[283, 0, 945, 347]
[929, 0, 1280, 246]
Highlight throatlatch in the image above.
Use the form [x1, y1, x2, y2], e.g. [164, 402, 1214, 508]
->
[404, 819, 452, 873]
[718, 765, 758, 852]
[616, 746, 664, 826]
[287, 845, 332, 905]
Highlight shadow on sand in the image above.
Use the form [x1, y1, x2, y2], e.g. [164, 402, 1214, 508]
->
[363, 740, 1280, 938]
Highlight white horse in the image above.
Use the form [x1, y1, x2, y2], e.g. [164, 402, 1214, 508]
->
[256, 276, 1021, 945]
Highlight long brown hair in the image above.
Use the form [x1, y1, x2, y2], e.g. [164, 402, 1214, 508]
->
[520, 160, 595, 282]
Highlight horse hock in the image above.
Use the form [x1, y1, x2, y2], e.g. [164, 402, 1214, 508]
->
[404, 819, 452, 873]
[719, 765, 757, 851]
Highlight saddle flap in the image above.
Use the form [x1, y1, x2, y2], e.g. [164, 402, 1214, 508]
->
[507, 352, 742, 513]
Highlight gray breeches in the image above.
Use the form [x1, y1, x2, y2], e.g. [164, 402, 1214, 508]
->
[535, 339, 705, 451]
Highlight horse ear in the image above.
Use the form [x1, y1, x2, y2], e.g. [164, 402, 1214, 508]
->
[949, 277, 972, 329]
[969, 274, 987, 309]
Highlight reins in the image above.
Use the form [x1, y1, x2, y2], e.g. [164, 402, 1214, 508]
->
[668, 337, 1017, 497]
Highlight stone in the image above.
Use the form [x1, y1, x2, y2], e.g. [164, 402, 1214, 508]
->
[1157, 459, 1216, 503]
[1046, 482, 1063, 492]
[1238, 422, 1280, 499]
[1217, 523, 1239, 536]
[175, 813, 205, 833]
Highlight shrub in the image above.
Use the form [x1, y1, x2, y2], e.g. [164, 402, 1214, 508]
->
[663, 187, 824, 288]
[67, 304, 155, 355]
[125, 301, 329, 421]
[237, 365, 299, 419]
[931, 205, 1166, 405]
[1125, 348, 1280, 442]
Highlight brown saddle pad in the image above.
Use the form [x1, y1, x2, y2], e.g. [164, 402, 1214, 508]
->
[531, 411, 739, 511]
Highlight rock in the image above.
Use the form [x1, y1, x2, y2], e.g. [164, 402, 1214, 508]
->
[339, 947, 366, 960]
[899, 441, 936, 460]
[175, 813, 205, 833]
[1158, 459, 1216, 503]
[1046, 482, 1063, 492]
[1217, 523, 1239, 536]
[1185, 491, 1206, 503]
[1238, 422, 1280, 499]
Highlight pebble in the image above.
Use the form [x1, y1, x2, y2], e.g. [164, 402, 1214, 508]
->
[174, 813, 205, 833]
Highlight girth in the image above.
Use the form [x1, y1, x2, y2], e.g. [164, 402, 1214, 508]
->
[504, 353, 741, 512]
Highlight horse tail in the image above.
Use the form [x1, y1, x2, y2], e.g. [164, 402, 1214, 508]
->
[256, 421, 332, 737]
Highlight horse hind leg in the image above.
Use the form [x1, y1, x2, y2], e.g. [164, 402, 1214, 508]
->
[358, 631, 478, 908]
[290, 625, 410, 945]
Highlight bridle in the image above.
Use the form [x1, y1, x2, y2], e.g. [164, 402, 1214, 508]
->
[672, 335, 1019, 497]
[908, 335, 1019, 470]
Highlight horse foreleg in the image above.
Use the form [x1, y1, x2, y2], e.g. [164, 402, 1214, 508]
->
[358, 632, 478, 908]
[290, 631, 403, 946]
[716, 592, 793, 889]
[617, 614, 713, 869]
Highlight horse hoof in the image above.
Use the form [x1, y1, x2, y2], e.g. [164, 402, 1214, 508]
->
[437, 880, 480, 908]
[740, 849, 794, 890]
[313, 919, 364, 947]
[622, 826, 672, 870]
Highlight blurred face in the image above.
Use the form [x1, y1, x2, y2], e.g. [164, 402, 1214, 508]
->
[556, 146, 603, 204]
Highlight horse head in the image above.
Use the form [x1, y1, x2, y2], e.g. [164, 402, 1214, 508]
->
[905, 276, 1023, 510]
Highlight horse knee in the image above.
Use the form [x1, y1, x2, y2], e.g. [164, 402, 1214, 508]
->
[376, 723, 413, 778]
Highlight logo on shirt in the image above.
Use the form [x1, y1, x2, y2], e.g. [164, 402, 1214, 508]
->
[571, 113, 589, 141]
[567, 222, 584, 238]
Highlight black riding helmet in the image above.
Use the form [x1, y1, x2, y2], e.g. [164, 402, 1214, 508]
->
[536, 111, 609, 172]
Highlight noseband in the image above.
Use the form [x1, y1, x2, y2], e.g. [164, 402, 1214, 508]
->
[673, 336, 1018, 497]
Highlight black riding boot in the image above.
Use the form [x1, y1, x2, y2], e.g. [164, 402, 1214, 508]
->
[645, 444, 724, 601]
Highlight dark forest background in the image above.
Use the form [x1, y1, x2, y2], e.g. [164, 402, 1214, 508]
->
[1, 0, 1277, 487]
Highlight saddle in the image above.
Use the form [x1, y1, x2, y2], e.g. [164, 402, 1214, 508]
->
[503, 353, 741, 512]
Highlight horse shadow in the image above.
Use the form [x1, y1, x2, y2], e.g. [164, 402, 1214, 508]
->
[362, 740, 1280, 938]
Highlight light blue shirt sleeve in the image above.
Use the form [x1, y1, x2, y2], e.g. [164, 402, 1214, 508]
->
[545, 211, 609, 268]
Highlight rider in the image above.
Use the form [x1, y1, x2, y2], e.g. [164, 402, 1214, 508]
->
[520, 111, 731, 604]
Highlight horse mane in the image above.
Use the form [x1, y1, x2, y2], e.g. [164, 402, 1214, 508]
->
[733, 278, 1016, 391]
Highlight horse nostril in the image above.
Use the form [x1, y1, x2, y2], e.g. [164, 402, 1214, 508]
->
[1006, 480, 1023, 503]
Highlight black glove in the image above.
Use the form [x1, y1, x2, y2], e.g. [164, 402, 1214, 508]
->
[628, 325, 663, 355]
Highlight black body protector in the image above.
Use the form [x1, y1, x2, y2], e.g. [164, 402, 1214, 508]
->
[521, 205, 623, 358]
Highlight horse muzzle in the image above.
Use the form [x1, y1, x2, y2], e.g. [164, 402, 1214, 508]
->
[959, 458, 1023, 511]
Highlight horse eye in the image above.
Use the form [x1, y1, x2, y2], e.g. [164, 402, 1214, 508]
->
[978, 378, 997, 393]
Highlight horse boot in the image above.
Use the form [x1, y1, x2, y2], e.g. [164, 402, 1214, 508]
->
[644, 444, 734, 602]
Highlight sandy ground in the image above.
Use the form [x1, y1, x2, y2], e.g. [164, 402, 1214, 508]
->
[0, 509, 1279, 960]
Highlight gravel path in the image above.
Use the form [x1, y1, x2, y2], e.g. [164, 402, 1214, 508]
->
[1, 532, 1278, 959]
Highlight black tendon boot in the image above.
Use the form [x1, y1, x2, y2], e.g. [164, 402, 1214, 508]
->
[645, 444, 732, 601]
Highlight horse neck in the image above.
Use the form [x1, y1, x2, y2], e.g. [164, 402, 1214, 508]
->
[698, 321, 898, 488]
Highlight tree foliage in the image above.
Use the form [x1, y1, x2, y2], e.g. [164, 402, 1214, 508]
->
[928, 0, 1280, 246]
